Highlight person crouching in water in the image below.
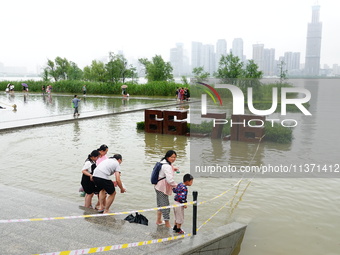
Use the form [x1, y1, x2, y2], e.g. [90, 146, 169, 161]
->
[80, 150, 100, 208]
[92, 154, 126, 213]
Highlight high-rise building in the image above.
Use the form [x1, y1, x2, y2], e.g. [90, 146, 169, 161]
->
[305, 5, 322, 76]
[202, 44, 215, 75]
[182, 49, 190, 75]
[216, 39, 227, 71]
[284, 52, 293, 72]
[191, 41, 203, 71]
[170, 43, 184, 77]
[291, 52, 300, 74]
[232, 38, 244, 62]
[283, 52, 301, 75]
[332, 64, 340, 76]
[252, 44, 264, 72]
[263, 48, 276, 76]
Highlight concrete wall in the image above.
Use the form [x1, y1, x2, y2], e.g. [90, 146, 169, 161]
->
[182, 222, 246, 255]
[148, 222, 247, 255]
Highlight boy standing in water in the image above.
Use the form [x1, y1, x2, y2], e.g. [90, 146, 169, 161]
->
[172, 173, 194, 234]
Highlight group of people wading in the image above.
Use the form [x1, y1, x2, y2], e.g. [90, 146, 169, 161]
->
[80, 148, 193, 234]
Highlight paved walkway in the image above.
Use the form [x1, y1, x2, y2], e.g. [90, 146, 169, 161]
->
[0, 185, 192, 255]
[0, 99, 194, 132]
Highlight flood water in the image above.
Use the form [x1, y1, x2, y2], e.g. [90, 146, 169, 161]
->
[0, 79, 339, 255]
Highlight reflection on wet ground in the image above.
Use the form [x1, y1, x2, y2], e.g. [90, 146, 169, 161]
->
[0, 93, 189, 130]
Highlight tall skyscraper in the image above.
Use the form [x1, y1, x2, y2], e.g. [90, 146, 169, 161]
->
[170, 43, 184, 77]
[252, 44, 264, 72]
[284, 52, 294, 73]
[232, 38, 244, 62]
[305, 5, 322, 76]
[191, 41, 203, 71]
[263, 48, 275, 76]
[291, 52, 301, 71]
[202, 44, 215, 75]
[216, 39, 227, 71]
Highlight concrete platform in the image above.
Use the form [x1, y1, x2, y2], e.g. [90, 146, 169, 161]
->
[0, 99, 192, 132]
[0, 185, 246, 255]
[0, 184, 180, 255]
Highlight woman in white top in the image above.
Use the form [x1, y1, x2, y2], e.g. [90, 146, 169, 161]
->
[80, 150, 99, 208]
[93, 154, 126, 213]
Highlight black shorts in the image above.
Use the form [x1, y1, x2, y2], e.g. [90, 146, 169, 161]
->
[81, 175, 97, 194]
[93, 176, 115, 195]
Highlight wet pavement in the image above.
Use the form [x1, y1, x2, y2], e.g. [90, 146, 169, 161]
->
[0, 97, 193, 132]
[0, 184, 194, 255]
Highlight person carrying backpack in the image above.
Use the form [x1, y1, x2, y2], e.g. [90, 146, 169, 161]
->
[154, 150, 178, 228]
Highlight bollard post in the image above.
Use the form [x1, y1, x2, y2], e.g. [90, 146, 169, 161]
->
[193, 191, 198, 235]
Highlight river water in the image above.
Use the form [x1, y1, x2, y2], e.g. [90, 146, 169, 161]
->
[0, 79, 339, 255]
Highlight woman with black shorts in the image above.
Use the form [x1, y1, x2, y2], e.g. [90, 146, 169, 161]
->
[93, 154, 126, 213]
[80, 150, 100, 208]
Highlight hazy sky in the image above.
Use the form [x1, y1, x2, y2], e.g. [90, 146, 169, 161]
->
[1, 0, 339, 72]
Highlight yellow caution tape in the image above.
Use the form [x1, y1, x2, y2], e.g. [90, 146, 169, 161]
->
[1, 179, 244, 224]
[33, 233, 191, 255]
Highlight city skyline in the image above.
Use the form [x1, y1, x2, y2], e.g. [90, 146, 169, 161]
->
[1, 0, 339, 74]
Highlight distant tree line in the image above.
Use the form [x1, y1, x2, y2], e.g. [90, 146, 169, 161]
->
[43, 52, 138, 84]
[193, 52, 263, 83]
[42, 52, 263, 86]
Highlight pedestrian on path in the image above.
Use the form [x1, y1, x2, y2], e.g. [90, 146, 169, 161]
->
[82, 85, 87, 97]
[72, 95, 81, 117]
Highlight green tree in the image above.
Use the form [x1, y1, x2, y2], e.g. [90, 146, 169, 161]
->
[41, 67, 50, 82]
[125, 65, 138, 83]
[242, 59, 263, 90]
[243, 60, 263, 79]
[181, 75, 189, 86]
[240, 59, 263, 99]
[55, 57, 70, 80]
[67, 61, 83, 80]
[45, 57, 81, 81]
[215, 52, 243, 84]
[139, 55, 173, 82]
[46, 59, 59, 82]
[105, 52, 137, 84]
[192, 66, 210, 82]
[278, 60, 288, 83]
[83, 60, 106, 82]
